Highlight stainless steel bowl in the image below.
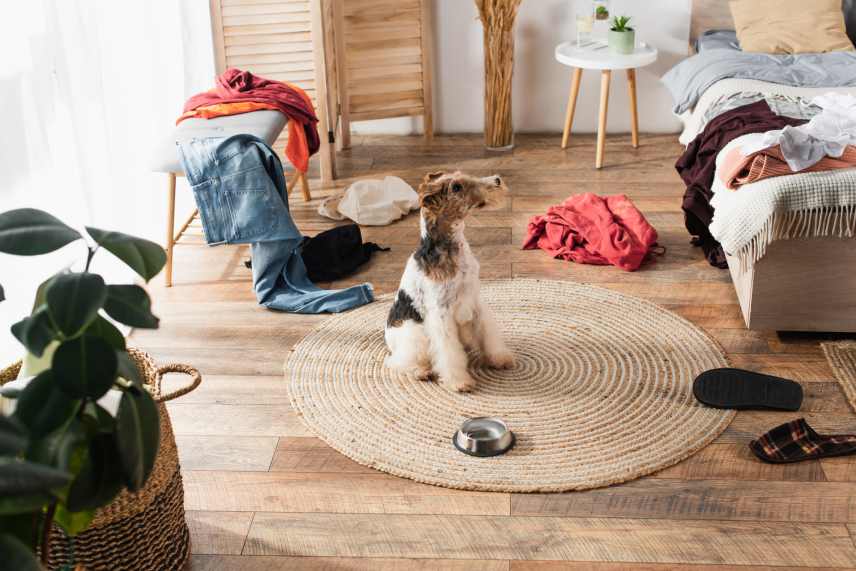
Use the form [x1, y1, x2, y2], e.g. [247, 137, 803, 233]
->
[453, 417, 515, 457]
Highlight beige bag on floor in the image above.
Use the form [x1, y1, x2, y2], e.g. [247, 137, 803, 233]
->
[319, 176, 419, 226]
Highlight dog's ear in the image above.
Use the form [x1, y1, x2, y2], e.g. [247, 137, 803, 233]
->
[418, 178, 445, 209]
[424, 171, 445, 184]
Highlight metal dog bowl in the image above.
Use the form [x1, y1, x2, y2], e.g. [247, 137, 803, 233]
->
[453, 417, 515, 457]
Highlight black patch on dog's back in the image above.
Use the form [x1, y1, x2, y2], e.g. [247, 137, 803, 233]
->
[387, 290, 423, 327]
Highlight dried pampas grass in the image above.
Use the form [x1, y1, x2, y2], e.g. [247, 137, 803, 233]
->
[475, 0, 522, 149]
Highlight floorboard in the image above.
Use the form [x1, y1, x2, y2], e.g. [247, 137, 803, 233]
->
[241, 513, 856, 566]
[133, 134, 856, 570]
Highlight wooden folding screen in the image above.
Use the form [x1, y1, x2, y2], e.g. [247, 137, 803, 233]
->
[332, 0, 434, 148]
[209, 0, 435, 180]
[209, 0, 335, 183]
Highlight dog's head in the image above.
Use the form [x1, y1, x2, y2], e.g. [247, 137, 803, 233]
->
[417, 171, 504, 224]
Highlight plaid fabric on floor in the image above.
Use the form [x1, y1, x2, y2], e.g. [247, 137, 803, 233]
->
[749, 418, 856, 463]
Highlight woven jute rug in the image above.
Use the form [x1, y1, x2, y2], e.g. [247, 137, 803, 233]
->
[286, 279, 734, 492]
[822, 342, 856, 414]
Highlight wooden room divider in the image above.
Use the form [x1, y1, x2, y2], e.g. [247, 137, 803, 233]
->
[208, 0, 434, 183]
[331, 0, 434, 149]
[209, 0, 335, 185]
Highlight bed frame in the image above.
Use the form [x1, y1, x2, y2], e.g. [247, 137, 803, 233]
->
[690, 1, 856, 332]
[726, 239, 856, 332]
[689, 0, 735, 47]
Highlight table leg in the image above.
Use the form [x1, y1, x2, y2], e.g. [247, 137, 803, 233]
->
[561, 67, 583, 149]
[627, 68, 639, 148]
[596, 69, 611, 169]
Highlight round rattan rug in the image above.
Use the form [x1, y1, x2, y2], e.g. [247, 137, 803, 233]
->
[287, 279, 734, 492]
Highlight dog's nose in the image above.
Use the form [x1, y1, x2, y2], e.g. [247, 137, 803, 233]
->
[494, 177, 501, 186]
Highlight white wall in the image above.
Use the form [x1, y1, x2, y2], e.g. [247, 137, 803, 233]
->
[354, 0, 691, 135]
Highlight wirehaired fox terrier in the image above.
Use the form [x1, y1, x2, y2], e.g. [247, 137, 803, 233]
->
[384, 171, 515, 392]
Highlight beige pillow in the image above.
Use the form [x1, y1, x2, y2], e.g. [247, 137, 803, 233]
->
[729, 0, 855, 53]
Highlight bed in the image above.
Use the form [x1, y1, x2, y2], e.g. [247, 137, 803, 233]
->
[663, 1, 856, 332]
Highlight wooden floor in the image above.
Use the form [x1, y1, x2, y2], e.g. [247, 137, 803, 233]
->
[133, 134, 856, 570]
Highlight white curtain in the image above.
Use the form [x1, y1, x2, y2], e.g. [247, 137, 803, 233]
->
[0, 0, 214, 362]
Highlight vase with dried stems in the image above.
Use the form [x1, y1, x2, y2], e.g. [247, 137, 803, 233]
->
[476, 0, 522, 151]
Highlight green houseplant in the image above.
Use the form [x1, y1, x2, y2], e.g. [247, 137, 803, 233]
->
[0, 208, 166, 568]
[608, 15, 635, 54]
[595, 4, 609, 20]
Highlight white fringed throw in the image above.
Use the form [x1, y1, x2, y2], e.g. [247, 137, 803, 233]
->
[710, 166, 856, 270]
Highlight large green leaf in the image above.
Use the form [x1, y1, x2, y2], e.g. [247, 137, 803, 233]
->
[10, 306, 56, 357]
[52, 336, 118, 399]
[102, 285, 159, 329]
[0, 513, 37, 549]
[0, 208, 81, 256]
[86, 315, 126, 351]
[31, 274, 56, 313]
[46, 273, 107, 337]
[115, 387, 160, 491]
[81, 402, 116, 434]
[0, 492, 52, 515]
[54, 502, 97, 540]
[26, 417, 84, 473]
[85, 227, 166, 282]
[53, 503, 97, 537]
[13, 371, 78, 438]
[66, 433, 124, 512]
[0, 387, 20, 398]
[0, 534, 41, 571]
[0, 416, 27, 455]
[0, 457, 71, 496]
[115, 350, 143, 386]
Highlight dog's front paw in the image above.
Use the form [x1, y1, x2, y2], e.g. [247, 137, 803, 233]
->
[485, 350, 516, 370]
[413, 367, 434, 382]
[443, 373, 477, 393]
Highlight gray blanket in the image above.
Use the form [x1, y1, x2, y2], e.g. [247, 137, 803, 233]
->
[662, 31, 856, 114]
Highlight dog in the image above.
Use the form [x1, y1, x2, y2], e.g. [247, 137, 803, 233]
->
[384, 171, 515, 392]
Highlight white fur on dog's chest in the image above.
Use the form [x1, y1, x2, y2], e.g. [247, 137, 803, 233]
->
[401, 247, 480, 322]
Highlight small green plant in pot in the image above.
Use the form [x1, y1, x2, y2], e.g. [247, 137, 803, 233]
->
[0, 208, 166, 568]
[595, 4, 609, 20]
[609, 15, 635, 54]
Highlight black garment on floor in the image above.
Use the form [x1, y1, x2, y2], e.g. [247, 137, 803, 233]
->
[299, 224, 389, 282]
[675, 100, 807, 268]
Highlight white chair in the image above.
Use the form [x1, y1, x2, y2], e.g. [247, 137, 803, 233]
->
[150, 110, 311, 286]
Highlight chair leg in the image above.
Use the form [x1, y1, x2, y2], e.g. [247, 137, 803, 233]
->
[298, 172, 312, 202]
[288, 171, 312, 202]
[165, 172, 176, 287]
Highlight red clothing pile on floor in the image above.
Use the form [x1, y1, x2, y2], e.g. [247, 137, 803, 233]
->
[180, 68, 319, 173]
[522, 193, 659, 272]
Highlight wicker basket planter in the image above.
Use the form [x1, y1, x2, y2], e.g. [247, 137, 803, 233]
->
[0, 348, 200, 571]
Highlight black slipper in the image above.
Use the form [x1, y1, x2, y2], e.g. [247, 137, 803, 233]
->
[693, 368, 803, 411]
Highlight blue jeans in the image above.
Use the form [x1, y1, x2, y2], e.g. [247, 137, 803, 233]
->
[178, 134, 373, 313]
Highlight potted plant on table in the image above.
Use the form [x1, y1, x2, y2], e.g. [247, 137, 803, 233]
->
[608, 15, 635, 54]
[0, 208, 167, 568]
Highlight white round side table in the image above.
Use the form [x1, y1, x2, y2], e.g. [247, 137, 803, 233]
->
[554, 41, 658, 168]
